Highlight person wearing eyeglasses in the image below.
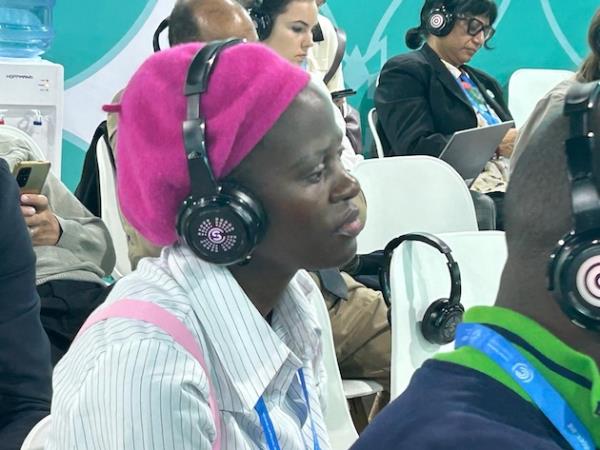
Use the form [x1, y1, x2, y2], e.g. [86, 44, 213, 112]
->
[375, 0, 516, 230]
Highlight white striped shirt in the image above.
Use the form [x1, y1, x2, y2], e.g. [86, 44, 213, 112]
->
[46, 245, 330, 449]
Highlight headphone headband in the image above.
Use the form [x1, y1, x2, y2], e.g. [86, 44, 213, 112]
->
[564, 81, 600, 233]
[152, 18, 169, 53]
[380, 232, 461, 304]
[183, 39, 244, 198]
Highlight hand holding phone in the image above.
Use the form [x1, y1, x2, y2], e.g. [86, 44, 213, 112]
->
[12, 161, 51, 194]
[20, 193, 61, 246]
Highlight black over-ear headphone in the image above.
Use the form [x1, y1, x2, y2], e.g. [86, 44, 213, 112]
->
[249, 5, 273, 41]
[176, 39, 268, 265]
[380, 232, 464, 345]
[548, 81, 600, 331]
[426, 4, 455, 37]
[153, 18, 170, 52]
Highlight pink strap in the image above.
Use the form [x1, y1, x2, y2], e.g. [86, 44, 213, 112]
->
[76, 299, 221, 449]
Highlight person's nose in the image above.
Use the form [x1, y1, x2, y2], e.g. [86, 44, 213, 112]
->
[303, 30, 314, 50]
[472, 29, 485, 46]
[331, 167, 361, 204]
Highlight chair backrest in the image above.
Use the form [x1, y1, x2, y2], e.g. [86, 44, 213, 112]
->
[508, 68, 575, 128]
[352, 156, 478, 254]
[367, 108, 384, 159]
[311, 292, 359, 450]
[388, 230, 507, 399]
[20, 415, 51, 450]
[96, 136, 131, 279]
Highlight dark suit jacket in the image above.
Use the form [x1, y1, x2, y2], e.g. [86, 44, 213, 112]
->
[375, 43, 512, 157]
[0, 158, 51, 448]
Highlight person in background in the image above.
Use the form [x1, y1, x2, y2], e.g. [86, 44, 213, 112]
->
[511, 8, 600, 172]
[106, 0, 259, 270]
[0, 158, 51, 449]
[376, 0, 515, 229]
[48, 41, 361, 449]
[0, 134, 115, 365]
[352, 76, 600, 450]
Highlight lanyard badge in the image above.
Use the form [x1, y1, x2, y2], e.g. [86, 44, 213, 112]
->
[456, 323, 595, 450]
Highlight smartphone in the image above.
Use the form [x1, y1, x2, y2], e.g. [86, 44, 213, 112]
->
[12, 161, 51, 194]
[331, 88, 357, 101]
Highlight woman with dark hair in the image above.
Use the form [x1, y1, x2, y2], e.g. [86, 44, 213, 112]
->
[375, 0, 516, 229]
[250, 0, 318, 65]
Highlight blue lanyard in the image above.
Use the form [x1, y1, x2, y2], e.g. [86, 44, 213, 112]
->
[254, 368, 322, 450]
[457, 72, 500, 126]
[455, 323, 595, 450]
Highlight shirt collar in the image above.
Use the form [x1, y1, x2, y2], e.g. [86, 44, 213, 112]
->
[441, 59, 462, 79]
[166, 245, 322, 412]
[437, 306, 600, 446]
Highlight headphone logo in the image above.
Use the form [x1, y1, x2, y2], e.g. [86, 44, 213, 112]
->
[576, 256, 600, 308]
[198, 217, 238, 253]
[429, 13, 445, 30]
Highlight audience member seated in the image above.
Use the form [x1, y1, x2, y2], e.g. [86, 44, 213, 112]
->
[375, 0, 515, 229]
[308, 0, 344, 93]
[307, 0, 363, 154]
[512, 8, 600, 172]
[250, 0, 390, 413]
[250, 0, 362, 169]
[0, 131, 115, 365]
[0, 158, 51, 449]
[105, 0, 259, 270]
[352, 81, 600, 449]
[47, 41, 360, 448]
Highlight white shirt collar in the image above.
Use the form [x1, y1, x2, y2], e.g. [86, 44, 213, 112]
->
[441, 59, 462, 79]
[165, 244, 322, 412]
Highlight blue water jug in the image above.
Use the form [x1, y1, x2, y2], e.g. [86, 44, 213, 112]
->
[0, 0, 55, 58]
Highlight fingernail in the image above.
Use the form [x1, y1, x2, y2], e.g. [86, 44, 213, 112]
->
[21, 194, 29, 202]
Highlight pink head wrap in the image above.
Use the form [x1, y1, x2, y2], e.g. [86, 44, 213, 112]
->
[114, 42, 310, 246]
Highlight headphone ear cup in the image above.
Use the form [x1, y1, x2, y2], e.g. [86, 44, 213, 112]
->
[426, 7, 454, 37]
[177, 183, 266, 265]
[249, 9, 273, 40]
[421, 298, 465, 345]
[551, 234, 600, 331]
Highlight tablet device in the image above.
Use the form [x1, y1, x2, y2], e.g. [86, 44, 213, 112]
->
[439, 121, 514, 186]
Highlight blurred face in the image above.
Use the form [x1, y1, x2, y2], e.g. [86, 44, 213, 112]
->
[433, 14, 494, 66]
[232, 82, 362, 272]
[263, 0, 319, 65]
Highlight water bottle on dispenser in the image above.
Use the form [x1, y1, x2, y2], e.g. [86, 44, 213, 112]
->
[0, 0, 63, 177]
[0, 0, 55, 58]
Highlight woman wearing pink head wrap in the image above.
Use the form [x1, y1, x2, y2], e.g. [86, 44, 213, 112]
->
[47, 42, 362, 449]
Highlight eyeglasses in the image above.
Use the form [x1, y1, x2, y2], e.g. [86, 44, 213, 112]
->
[459, 16, 495, 41]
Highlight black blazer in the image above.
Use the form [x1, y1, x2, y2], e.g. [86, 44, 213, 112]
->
[0, 159, 51, 445]
[375, 43, 512, 157]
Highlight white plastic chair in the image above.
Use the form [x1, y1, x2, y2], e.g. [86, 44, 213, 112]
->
[312, 292, 359, 450]
[352, 156, 478, 254]
[508, 68, 575, 128]
[387, 230, 507, 399]
[20, 415, 51, 450]
[367, 108, 384, 159]
[96, 134, 131, 279]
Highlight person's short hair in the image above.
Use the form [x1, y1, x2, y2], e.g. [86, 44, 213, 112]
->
[405, 0, 498, 50]
[168, 0, 206, 45]
[578, 8, 600, 83]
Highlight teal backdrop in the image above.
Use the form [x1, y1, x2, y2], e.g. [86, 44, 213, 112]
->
[47, 0, 599, 190]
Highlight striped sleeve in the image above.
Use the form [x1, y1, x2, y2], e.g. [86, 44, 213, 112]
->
[51, 338, 216, 450]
